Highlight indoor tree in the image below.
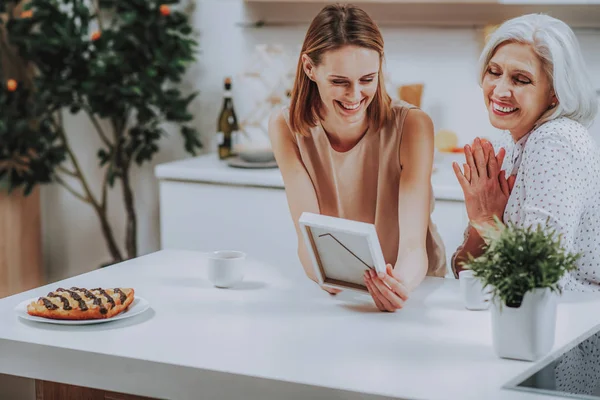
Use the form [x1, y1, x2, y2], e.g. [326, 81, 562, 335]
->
[0, 0, 202, 265]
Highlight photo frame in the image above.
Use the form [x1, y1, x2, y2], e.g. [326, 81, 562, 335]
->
[299, 212, 387, 293]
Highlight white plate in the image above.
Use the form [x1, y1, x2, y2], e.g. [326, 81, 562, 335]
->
[14, 296, 150, 325]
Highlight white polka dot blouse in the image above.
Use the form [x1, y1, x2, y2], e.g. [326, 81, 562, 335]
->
[494, 117, 600, 292]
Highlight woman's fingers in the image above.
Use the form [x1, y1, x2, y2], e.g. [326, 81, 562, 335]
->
[366, 271, 396, 312]
[508, 174, 517, 193]
[495, 147, 506, 170]
[365, 264, 408, 312]
[481, 138, 493, 165]
[499, 170, 509, 197]
[380, 273, 409, 301]
[464, 164, 471, 182]
[486, 142, 500, 178]
[371, 275, 404, 310]
[365, 273, 386, 311]
[321, 286, 341, 295]
[452, 162, 470, 192]
[465, 144, 478, 181]
[473, 138, 488, 179]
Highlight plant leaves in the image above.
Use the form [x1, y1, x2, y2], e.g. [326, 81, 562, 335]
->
[465, 217, 581, 308]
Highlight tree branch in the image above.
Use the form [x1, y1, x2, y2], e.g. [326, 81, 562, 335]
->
[111, 113, 137, 259]
[54, 174, 90, 203]
[93, 0, 104, 31]
[100, 164, 109, 211]
[56, 109, 100, 208]
[55, 109, 124, 262]
[85, 108, 112, 148]
[57, 165, 77, 177]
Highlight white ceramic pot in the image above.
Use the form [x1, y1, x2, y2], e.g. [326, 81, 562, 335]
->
[491, 287, 557, 362]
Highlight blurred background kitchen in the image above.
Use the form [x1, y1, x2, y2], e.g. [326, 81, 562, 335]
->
[1, 0, 599, 298]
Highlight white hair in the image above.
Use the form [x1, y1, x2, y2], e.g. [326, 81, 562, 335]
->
[478, 13, 598, 128]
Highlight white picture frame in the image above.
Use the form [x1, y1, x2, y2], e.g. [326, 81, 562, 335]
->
[298, 212, 387, 293]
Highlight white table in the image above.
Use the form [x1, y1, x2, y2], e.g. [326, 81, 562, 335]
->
[1, 249, 599, 400]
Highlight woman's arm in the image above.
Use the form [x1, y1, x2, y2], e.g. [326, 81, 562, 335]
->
[268, 109, 329, 287]
[393, 109, 436, 291]
[362, 109, 433, 310]
[450, 140, 511, 278]
[450, 225, 486, 278]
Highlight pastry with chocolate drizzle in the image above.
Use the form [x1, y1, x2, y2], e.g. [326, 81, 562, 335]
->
[26, 287, 135, 320]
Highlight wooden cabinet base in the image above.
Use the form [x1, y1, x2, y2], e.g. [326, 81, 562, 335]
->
[35, 380, 157, 400]
[0, 186, 44, 298]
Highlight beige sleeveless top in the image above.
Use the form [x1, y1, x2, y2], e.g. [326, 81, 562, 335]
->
[283, 102, 447, 277]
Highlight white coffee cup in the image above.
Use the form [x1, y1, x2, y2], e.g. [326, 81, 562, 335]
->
[459, 269, 492, 310]
[207, 250, 246, 288]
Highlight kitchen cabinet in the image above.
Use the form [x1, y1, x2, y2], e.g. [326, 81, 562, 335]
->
[0, 186, 43, 299]
[156, 154, 468, 280]
[245, 0, 599, 3]
[158, 179, 305, 281]
[241, 0, 600, 29]
[34, 381, 153, 400]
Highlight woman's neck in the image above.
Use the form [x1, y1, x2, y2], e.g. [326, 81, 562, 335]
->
[509, 124, 535, 143]
[320, 115, 370, 152]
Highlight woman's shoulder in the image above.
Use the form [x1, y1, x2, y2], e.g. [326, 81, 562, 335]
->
[534, 116, 588, 137]
[268, 106, 298, 146]
[388, 100, 431, 132]
[390, 100, 417, 119]
[272, 105, 291, 127]
[530, 117, 593, 149]
[523, 117, 599, 168]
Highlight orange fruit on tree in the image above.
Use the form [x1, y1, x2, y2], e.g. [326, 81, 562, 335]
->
[159, 5, 170, 16]
[20, 10, 33, 18]
[7, 79, 18, 92]
[91, 31, 101, 41]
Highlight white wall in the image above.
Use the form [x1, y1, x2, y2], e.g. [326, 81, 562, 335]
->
[41, 0, 600, 281]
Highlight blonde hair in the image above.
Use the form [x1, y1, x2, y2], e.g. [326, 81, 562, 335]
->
[478, 13, 598, 128]
[288, 3, 393, 137]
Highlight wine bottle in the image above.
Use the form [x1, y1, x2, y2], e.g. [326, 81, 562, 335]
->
[216, 77, 239, 160]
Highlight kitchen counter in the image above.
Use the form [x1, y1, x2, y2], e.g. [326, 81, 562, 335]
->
[155, 152, 465, 202]
[1, 249, 600, 400]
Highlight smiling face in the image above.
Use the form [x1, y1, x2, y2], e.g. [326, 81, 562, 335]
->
[302, 45, 380, 128]
[482, 42, 556, 140]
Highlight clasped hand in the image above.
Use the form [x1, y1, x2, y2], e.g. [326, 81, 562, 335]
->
[452, 138, 516, 227]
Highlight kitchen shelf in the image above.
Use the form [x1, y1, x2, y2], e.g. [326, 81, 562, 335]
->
[244, 0, 600, 4]
[242, 0, 600, 29]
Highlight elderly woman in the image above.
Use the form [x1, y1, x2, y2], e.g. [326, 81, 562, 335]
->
[451, 13, 600, 292]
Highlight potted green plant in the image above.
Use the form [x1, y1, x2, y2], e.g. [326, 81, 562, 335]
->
[464, 218, 580, 361]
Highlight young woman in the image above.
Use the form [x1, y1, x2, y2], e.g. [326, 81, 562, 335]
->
[269, 4, 447, 312]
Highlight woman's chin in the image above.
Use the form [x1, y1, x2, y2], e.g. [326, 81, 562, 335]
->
[488, 114, 516, 132]
[334, 98, 371, 119]
[341, 110, 366, 124]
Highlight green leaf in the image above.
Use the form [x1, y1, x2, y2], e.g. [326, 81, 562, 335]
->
[2, 0, 200, 204]
[465, 217, 581, 308]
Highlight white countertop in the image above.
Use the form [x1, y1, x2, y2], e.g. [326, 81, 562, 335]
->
[1, 249, 600, 400]
[155, 153, 465, 202]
